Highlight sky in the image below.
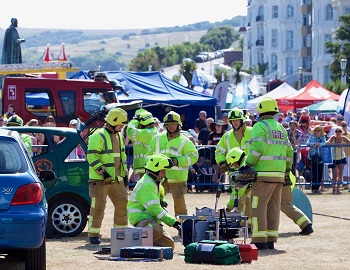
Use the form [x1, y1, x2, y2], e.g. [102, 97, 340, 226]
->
[0, 0, 247, 30]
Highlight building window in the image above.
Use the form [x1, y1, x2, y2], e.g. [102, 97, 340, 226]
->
[272, 6, 278, 19]
[287, 31, 293, 50]
[286, 57, 293, 75]
[324, 66, 332, 83]
[271, 29, 278, 48]
[326, 4, 333, 20]
[258, 52, 264, 65]
[344, 6, 350, 15]
[271, 54, 277, 71]
[302, 57, 311, 69]
[324, 34, 332, 54]
[287, 5, 294, 18]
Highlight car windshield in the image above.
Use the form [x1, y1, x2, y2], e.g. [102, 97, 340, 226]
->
[0, 138, 28, 174]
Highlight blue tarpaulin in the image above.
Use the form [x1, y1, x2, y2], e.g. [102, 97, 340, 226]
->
[71, 70, 217, 128]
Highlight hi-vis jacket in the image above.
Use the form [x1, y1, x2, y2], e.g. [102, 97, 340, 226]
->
[215, 126, 252, 165]
[87, 128, 127, 181]
[126, 118, 158, 174]
[245, 117, 293, 181]
[127, 174, 177, 226]
[148, 133, 198, 183]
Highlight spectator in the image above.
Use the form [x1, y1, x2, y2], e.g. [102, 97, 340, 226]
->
[67, 119, 85, 160]
[306, 125, 327, 194]
[221, 112, 232, 131]
[43, 116, 60, 143]
[0, 115, 4, 127]
[341, 121, 350, 189]
[25, 118, 43, 156]
[286, 121, 302, 175]
[328, 114, 350, 137]
[298, 108, 311, 126]
[208, 119, 228, 182]
[284, 110, 294, 123]
[197, 117, 214, 145]
[180, 113, 189, 131]
[194, 111, 207, 134]
[154, 117, 164, 132]
[69, 119, 78, 128]
[327, 126, 350, 194]
[298, 119, 311, 145]
[5, 104, 16, 119]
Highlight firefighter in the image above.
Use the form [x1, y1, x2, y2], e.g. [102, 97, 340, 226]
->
[238, 97, 293, 250]
[126, 108, 158, 183]
[225, 147, 253, 228]
[127, 154, 181, 248]
[6, 115, 32, 154]
[215, 107, 252, 174]
[87, 108, 129, 245]
[281, 172, 313, 235]
[148, 111, 198, 217]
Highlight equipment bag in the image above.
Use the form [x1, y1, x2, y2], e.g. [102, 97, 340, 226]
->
[120, 246, 173, 260]
[184, 240, 240, 265]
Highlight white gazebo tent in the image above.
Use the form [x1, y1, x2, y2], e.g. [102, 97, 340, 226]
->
[246, 82, 297, 113]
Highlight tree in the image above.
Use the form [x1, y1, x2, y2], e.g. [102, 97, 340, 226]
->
[199, 26, 239, 50]
[326, 15, 350, 82]
[230, 61, 243, 84]
[251, 62, 268, 76]
[179, 61, 197, 88]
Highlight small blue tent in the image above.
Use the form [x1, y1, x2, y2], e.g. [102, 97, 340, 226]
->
[71, 70, 217, 129]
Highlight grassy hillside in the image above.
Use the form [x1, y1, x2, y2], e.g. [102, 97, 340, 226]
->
[19, 30, 207, 67]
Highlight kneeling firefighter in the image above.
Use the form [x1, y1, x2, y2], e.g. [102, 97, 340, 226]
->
[127, 154, 181, 249]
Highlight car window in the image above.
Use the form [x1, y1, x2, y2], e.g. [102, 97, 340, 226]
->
[65, 144, 86, 162]
[0, 138, 27, 173]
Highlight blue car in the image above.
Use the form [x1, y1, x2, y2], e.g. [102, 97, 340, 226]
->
[0, 129, 55, 270]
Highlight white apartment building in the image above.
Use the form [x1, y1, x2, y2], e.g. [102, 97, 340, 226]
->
[244, 0, 350, 87]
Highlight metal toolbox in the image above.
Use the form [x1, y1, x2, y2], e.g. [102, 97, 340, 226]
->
[110, 227, 142, 257]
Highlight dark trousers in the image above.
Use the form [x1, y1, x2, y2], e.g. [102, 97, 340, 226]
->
[310, 158, 323, 191]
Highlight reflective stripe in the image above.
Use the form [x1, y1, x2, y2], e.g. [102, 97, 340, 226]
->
[250, 150, 261, 158]
[267, 230, 278, 237]
[113, 153, 121, 157]
[91, 197, 96, 208]
[252, 196, 258, 208]
[257, 172, 285, 177]
[144, 199, 159, 208]
[251, 137, 267, 143]
[296, 216, 309, 226]
[129, 178, 156, 202]
[157, 210, 167, 219]
[259, 156, 287, 161]
[127, 209, 143, 213]
[251, 217, 267, 238]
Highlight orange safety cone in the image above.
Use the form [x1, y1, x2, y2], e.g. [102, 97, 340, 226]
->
[57, 43, 67, 61]
[42, 43, 53, 62]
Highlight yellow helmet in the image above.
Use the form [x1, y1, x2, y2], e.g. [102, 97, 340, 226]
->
[139, 111, 155, 126]
[226, 147, 245, 167]
[104, 108, 128, 126]
[7, 115, 23, 126]
[256, 97, 279, 114]
[145, 154, 174, 172]
[163, 111, 182, 126]
[228, 108, 245, 121]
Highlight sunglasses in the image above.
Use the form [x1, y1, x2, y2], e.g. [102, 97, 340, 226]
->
[341, 125, 346, 127]
[335, 130, 342, 133]
[301, 125, 307, 128]
[314, 130, 321, 132]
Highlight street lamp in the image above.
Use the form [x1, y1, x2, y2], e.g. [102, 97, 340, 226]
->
[298, 66, 303, 90]
[247, 42, 252, 76]
[341, 58, 348, 85]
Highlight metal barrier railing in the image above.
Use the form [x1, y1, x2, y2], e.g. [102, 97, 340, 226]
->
[125, 144, 350, 192]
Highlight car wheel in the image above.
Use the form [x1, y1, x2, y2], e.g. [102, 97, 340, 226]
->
[49, 199, 87, 237]
[24, 238, 46, 270]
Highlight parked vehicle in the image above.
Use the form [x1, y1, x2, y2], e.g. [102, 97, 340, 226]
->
[0, 74, 135, 127]
[0, 129, 55, 269]
[4, 126, 90, 238]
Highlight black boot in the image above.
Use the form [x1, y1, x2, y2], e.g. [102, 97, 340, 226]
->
[267, 242, 275, 249]
[252, 242, 268, 250]
[299, 224, 313, 235]
[89, 237, 101, 244]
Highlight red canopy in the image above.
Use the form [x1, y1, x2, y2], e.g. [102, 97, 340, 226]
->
[276, 80, 340, 113]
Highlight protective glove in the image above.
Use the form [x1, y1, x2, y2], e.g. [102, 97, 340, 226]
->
[96, 165, 106, 175]
[172, 221, 181, 236]
[284, 171, 292, 186]
[238, 164, 251, 173]
[160, 199, 168, 208]
[133, 114, 141, 121]
[219, 161, 229, 172]
[123, 176, 128, 187]
[170, 157, 178, 166]
[103, 171, 112, 184]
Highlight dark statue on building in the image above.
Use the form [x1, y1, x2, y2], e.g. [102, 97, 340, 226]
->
[1, 18, 25, 64]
